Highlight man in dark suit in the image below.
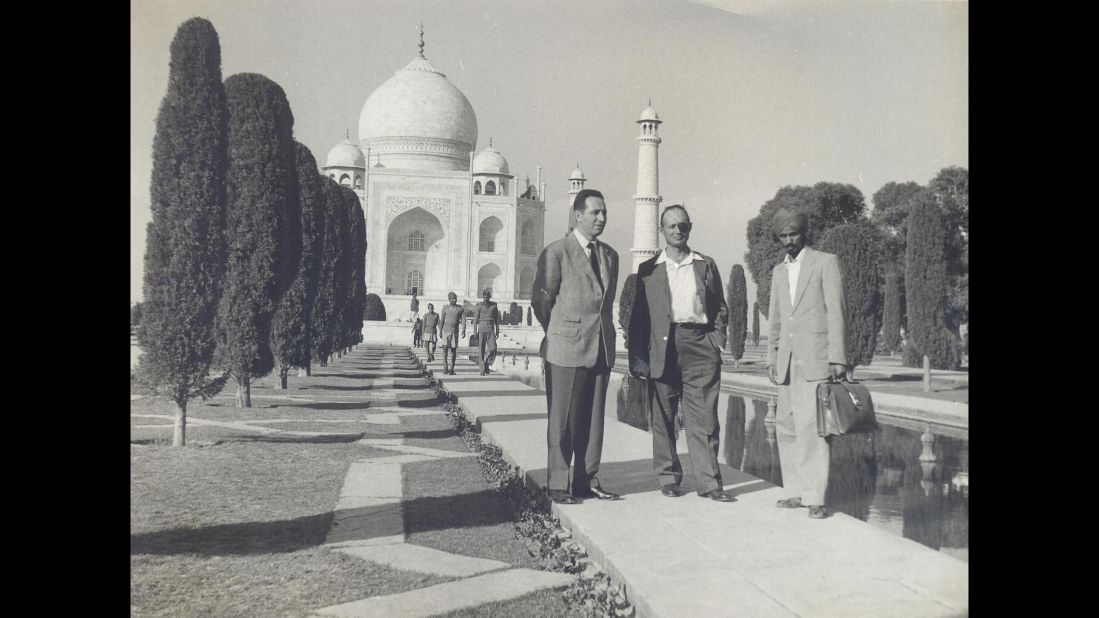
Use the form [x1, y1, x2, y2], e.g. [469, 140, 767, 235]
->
[631, 205, 734, 502]
[533, 189, 621, 504]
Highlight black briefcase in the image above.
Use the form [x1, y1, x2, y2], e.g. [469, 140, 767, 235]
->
[816, 378, 878, 437]
[468, 333, 479, 347]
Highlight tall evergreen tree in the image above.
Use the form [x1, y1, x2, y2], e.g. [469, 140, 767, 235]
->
[745, 182, 867, 317]
[364, 293, 386, 321]
[527, 305, 533, 326]
[343, 187, 367, 350]
[905, 192, 959, 370]
[135, 18, 229, 447]
[332, 187, 355, 355]
[751, 301, 760, 347]
[818, 223, 883, 372]
[271, 143, 324, 386]
[726, 264, 748, 363]
[881, 270, 902, 356]
[870, 181, 923, 267]
[312, 178, 345, 366]
[216, 73, 296, 406]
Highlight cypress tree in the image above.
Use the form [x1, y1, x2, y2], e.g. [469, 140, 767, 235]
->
[216, 73, 296, 406]
[905, 193, 959, 370]
[618, 273, 638, 332]
[527, 305, 532, 326]
[344, 187, 367, 350]
[364, 293, 386, 321]
[272, 143, 325, 385]
[882, 270, 902, 356]
[726, 264, 748, 363]
[135, 18, 229, 447]
[333, 187, 355, 355]
[751, 301, 760, 347]
[509, 302, 521, 324]
[313, 178, 348, 364]
[819, 223, 883, 372]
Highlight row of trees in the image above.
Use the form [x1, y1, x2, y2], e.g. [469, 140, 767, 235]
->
[740, 169, 968, 373]
[135, 19, 366, 446]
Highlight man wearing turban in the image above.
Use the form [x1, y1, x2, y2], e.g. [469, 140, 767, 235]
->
[766, 207, 848, 519]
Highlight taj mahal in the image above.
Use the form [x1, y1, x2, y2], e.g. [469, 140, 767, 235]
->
[318, 31, 664, 317]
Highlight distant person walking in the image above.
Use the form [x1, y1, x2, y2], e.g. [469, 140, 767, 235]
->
[472, 288, 499, 376]
[421, 303, 440, 362]
[766, 207, 848, 519]
[630, 205, 734, 502]
[439, 292, 466, 375]
[533, 188, 621, 505]
[409, 292, 420, 322]
[412, 316, 423, 348]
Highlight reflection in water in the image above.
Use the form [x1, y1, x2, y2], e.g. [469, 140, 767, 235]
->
[511, 364, 967, 561]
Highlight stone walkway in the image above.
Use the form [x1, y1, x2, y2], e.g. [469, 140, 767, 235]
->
[422, 348, 969, 618]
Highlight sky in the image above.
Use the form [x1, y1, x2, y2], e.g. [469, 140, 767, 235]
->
[131, 0, 968, 305]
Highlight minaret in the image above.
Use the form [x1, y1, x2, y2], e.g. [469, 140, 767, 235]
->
[566, 163, 586, 233]
[631, 101, 663, 272]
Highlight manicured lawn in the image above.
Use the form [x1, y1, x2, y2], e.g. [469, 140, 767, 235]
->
[131, 346, 572, 617]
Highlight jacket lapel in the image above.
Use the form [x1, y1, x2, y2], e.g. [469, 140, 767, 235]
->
[567, 233, 601, 291]
[774, 262, 790, 314]
[791, 247, 814, 313]
[651, 259, 671, 319]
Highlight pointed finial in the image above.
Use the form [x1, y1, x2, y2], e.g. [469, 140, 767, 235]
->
[418, 22, 425, 58]
[649, 98, 652, 107]
[489, 137, 493, 148]
[345, 128, 350, 140]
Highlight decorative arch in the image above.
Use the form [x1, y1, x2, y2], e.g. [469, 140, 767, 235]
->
[478, 216, 504, 253]
[520, 220, 536, 255]
[485, 180, 496, 196]
[354, 175, 363, 189]
[500, 180, 508, 196]
[477, 263, 503, 297]
[473, 180, 482, 195]
[339, 173, 351, 186]
[386, 207, 446, 297]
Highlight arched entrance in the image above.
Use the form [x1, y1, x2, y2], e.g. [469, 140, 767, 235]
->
[476, 263, 503, 297]
[386, 207, 445, 296]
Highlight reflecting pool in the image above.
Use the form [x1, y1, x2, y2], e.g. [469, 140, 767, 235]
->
[497, 354, 969, 563]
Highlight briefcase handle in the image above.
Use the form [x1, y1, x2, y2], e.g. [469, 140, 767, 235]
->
[826, 374, 860, 385]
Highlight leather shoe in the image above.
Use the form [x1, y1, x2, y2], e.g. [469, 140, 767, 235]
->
[776, 497, 804, 509]
[660, 485, 683, 498]
[547, 489, 581, 505]
[808, 505, 829, 519]
[574, 486, 622, 500]
[700, 489, 735, 502]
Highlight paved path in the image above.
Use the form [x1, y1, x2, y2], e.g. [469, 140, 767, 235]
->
[420, 348, 968, 618]
[306, 348, 572, 617]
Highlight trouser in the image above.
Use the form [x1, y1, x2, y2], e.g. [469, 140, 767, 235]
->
[775, 354, 831, 506]
[649, 325, 723, 495]
[441, 332, 459, 372]
[544, 343, 609, 493]
[423, 338, 436, 362]
[478, 333, 497, 371]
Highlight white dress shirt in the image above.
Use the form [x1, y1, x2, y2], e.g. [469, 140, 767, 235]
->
[784, 248, 804, 305]
[655, 249, 707, 323]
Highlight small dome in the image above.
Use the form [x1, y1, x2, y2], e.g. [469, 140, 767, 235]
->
[639, 105, 660, 122]
[569, 164, 585, 181]
[326, 138, 365, 168]
[472, 145, 509, 174]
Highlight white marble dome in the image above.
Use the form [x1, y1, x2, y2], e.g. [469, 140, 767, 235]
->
[358, 56, 478, 171]
[639, 105, 660, 122]
[326, 137, 365, 168]
[472, 145, 509, 175]
[569, 165, 586, 180]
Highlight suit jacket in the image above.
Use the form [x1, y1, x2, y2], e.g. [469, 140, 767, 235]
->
[532, 233, 618, 368]
[629, 251, 729, 380]
[766, 246, 848, 382]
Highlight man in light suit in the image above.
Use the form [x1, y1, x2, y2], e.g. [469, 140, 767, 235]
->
[631, 205, 734, 502]
[533, 189, 621, 505]
[766, 207, 848, 519]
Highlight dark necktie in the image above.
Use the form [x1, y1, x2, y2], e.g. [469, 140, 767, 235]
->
[588, 242, 604, 290]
